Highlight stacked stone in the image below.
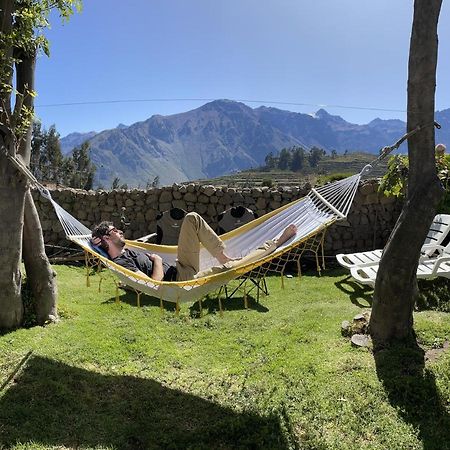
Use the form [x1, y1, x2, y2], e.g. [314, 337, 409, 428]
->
[32, 179, 401, 255]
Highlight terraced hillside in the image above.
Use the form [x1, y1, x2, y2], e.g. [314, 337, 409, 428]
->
[193, 152, 388, 187]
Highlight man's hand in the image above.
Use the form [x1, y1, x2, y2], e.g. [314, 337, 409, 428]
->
[91, 236, 102, 246]
[146, 253, 164, 281]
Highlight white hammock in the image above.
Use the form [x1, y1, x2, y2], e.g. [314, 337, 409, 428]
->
[40, 170, 364, 303]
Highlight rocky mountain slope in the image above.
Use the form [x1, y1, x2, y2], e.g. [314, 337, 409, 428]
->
[60, 100, 450, 187]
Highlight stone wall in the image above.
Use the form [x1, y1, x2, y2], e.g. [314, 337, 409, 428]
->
[32, 179, 402, 256]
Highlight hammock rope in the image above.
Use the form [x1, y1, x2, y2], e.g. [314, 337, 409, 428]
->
[1, 123, 439, 303]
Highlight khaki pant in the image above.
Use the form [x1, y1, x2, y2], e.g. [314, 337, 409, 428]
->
[176, 212, 277, 281]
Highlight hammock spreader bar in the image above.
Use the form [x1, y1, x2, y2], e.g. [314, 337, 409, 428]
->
[310, 188, 346, 219]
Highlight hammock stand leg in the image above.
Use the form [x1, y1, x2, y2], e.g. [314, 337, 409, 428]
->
[223, 274, 265, 302]
[244, 283, 248, 309]
[320, 230, 327, 272]
[175, 299, 180, 316]
[98, 276, 104, 293]
[112, 280, 120, 304]
[249, 275, 268, 300]
[262, 276, 268, 296]
[136, 291, 141, 308]
[84, 252, 90, 287]
[159, 295, 164, 314]
[315, 251, 321, 275]
[216, 286, 224, 316]
[198, 298, 203, 318]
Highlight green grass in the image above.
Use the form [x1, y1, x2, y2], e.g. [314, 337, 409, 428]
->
[0, 266, 449, 450]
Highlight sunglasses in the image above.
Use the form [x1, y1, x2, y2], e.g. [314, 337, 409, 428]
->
[106, 227, 119, 236]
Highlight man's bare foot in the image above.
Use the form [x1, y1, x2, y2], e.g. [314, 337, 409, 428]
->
[275, 224, 297, 247]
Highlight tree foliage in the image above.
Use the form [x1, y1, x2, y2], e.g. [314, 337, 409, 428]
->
[308, 147, 326, 168]
[262, 146, 326, 172]
[30, 122, 96, 189]
[379, 150, 450, 213]
[0, 0, 82, 143]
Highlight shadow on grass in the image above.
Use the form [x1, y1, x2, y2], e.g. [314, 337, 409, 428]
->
[191, 293, 270, 317]
[103, 289, 270, 316]
[374, 345, 450, 450]
[334, 275, 373, 308]
[0, 356, 289, 450]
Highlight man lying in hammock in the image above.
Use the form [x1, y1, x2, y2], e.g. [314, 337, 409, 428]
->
[91, 212, 297, 282]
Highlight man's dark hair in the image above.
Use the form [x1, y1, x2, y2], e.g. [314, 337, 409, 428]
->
[92, 221, 113, 251]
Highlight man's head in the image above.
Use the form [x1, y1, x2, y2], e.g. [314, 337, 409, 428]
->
[92, 221, 125, 254]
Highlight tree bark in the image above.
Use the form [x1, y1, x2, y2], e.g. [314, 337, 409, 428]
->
[23, 191, 58, 323]
[16, 50, 58, 324]
[0, 138, 26, 329]
[0, 0, 14, 119]
[370, 0, 443, 349]
[0, 0, 25, 329]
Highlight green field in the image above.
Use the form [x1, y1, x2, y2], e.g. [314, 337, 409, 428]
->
[0, 265, 449, 450]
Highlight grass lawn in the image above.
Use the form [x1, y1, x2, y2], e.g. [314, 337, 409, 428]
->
[0, 265, 449, 450]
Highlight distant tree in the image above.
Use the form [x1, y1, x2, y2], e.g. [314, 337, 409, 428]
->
[308, 147, 325, 168]
[146, 175, 160, 189]
[331, 149, 338, 159]
[278, 148, 292, 170]
[31, 125, 96, 189]
[291, 146, 306, 171]
[264, 152, 277, 170]
[30, 121, 45, 179]
[40, 125, 65, 184]
[111, 177, 121, 190]
[68, 141, 96, 189]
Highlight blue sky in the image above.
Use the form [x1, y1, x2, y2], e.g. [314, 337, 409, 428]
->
[35, 0, 450, 137]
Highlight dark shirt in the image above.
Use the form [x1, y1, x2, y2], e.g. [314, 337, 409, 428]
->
[112, 248, 177, 281]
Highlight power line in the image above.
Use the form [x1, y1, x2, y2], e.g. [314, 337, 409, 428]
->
[34, 97, 408, 114]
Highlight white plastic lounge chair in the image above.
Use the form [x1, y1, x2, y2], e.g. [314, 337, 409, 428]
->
[336, 214, 450, 269]
[349, 242, 450, 287]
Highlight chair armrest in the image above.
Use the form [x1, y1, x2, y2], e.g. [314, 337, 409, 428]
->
[419, 244, 445, 262]
[421, 243, 445, 255]
[136, 232, 157, 243]
[350, 266, 376, 287]
[430, 255, 450, 277]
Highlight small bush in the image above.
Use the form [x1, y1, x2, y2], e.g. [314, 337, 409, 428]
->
[317, 172, 352, 184]
[417, 278, 450, 312]
[261, 178, 274, 188]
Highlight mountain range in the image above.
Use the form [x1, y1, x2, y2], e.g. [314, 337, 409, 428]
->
[60, 100, 450, 188]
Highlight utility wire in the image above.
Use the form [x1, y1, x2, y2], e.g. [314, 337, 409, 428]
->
[34, 97, 409, 114]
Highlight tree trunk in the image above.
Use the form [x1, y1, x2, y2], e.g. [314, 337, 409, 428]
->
[0, 0, 26, 329]
[16, 50, 58, 324]
[0, 0, 14, 118]
[0, 138, 26, 329]
[370, 0, 443, 349]
[22, 191, 58, 323]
